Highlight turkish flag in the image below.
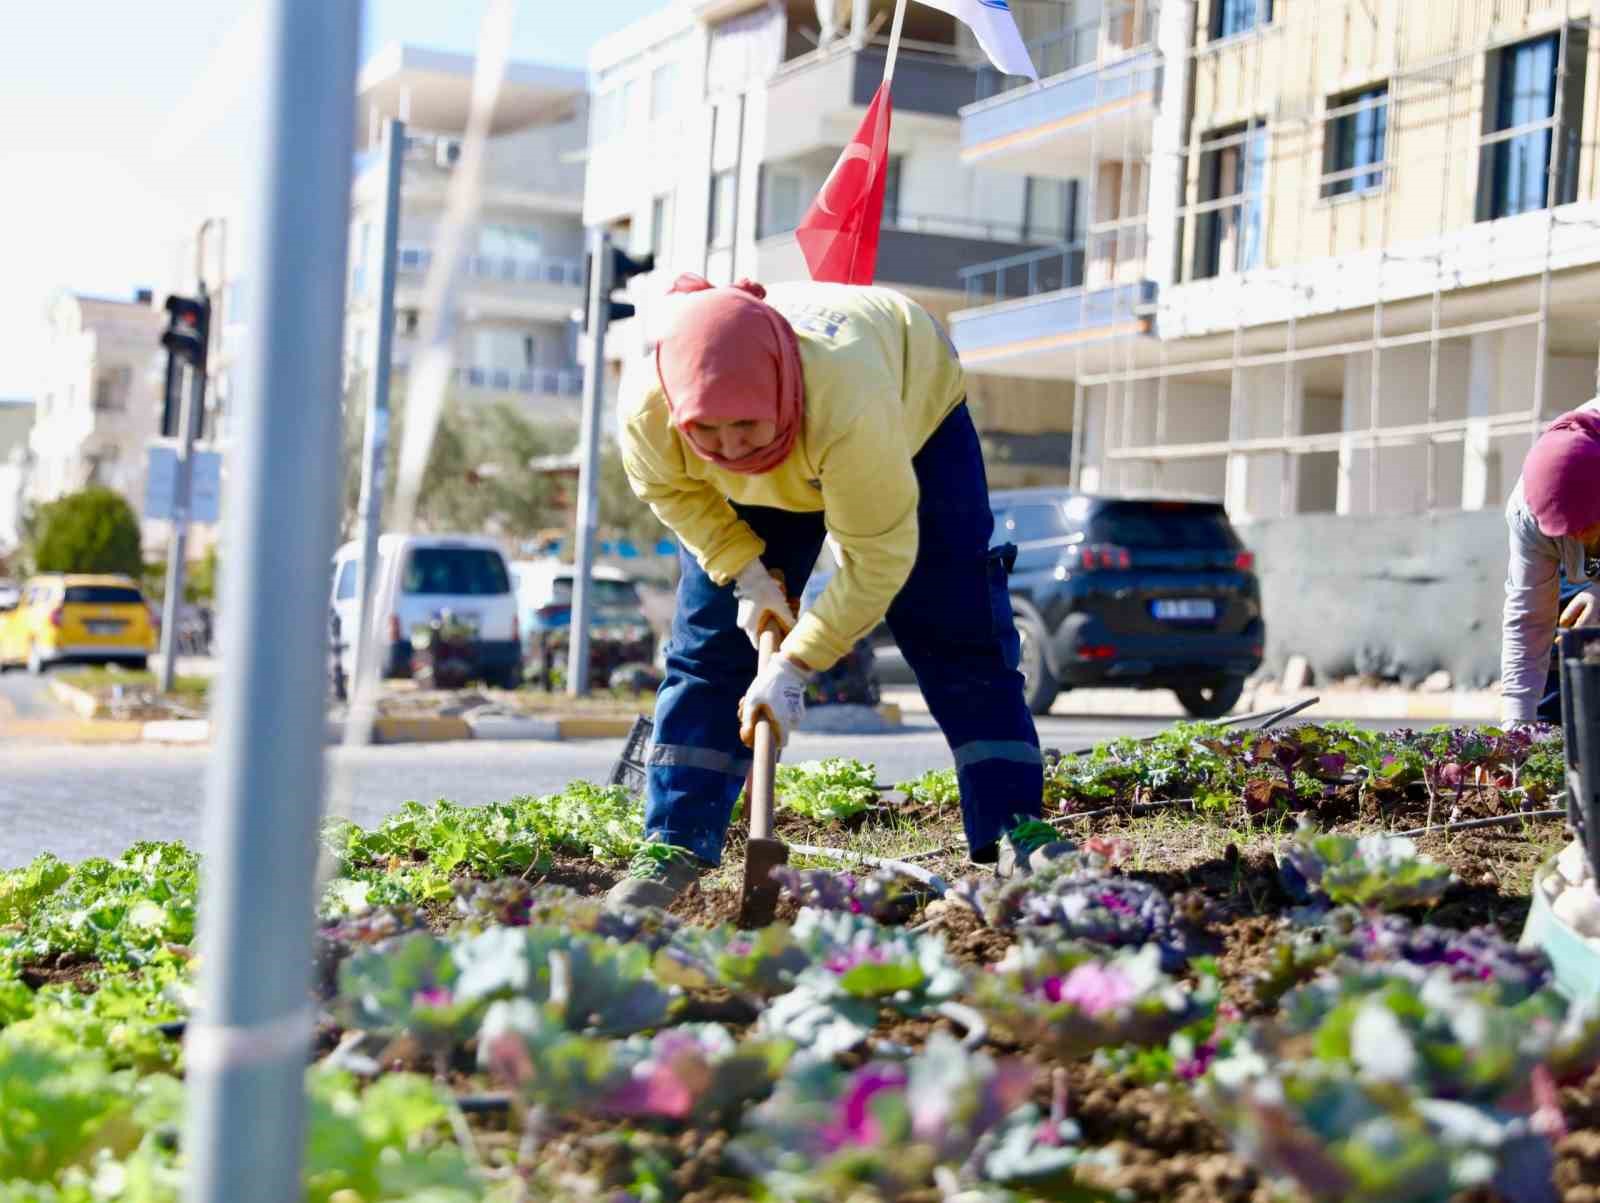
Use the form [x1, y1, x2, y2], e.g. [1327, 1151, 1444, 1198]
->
[795, 81, 892, 285]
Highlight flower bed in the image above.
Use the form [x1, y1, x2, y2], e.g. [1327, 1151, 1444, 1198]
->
[3, 721, 1594, 1201]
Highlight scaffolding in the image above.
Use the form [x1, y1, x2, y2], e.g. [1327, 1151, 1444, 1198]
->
[991, 0, 1600, 521]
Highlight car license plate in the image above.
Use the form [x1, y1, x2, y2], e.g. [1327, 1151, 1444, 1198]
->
[85, 620, 126, 635]
[1152, 598, 1216, 622]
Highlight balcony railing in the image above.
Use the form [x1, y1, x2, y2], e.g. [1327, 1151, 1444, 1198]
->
[454, 365, 584, 398]
[959, 242, 1087, 303]
[396, 244, 585, 287]
[758, 210, 1048, 244]
[973, 6, 1159, 102]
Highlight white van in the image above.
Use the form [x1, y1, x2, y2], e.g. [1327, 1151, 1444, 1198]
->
[331, 534, 520, 687]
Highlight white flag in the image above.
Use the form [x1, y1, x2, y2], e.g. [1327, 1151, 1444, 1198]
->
[917, 0, 1038, 80]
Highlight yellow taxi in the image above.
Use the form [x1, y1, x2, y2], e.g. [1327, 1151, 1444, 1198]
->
[0, 574, 157, 675]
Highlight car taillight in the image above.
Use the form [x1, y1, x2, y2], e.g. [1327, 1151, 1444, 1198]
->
[386, 614, 401, 642]
[49, 607, 64, 628]
[1075, 544, 1131, 571]
[1076, 644, 1117, 660]
[148, 606, 161, 632]
[511, 612, 520, 645]
[1234, 551, 1256, 572]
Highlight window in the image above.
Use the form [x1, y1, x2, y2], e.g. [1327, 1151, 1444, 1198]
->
[401, 547, 511, 597]
[1195, 121, 1268, 279]
[1089, 502, 1240, 549]
[650, 60, 678, 120]
[759, 168, 802, 238]
[591, 88, 620, 144]
[882, 156, 903, 226]
[708, 169, 738, 250]
[334, 561, 358, 601]
[1024, 177, 1081, 242]
[1008, 504, 1068, 543]
[1211, 0, 1270, 39]
[1322, 85, 1388, 197]
[93, 365, 131, 412]
[1480, 33, 1584, 220]
[651, 193, 674, 261]
[478, 224, 541, 261]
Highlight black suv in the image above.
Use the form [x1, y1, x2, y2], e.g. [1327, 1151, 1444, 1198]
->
[992, 489, 1264, 718]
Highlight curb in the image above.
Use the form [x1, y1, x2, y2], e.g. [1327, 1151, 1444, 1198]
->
[881, 687, 1501, 724]
[135, 713, 647, 746]
[49, 679, 105, 721]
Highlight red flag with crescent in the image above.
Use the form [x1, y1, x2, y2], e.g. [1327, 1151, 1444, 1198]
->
[795, 81, 892, 285]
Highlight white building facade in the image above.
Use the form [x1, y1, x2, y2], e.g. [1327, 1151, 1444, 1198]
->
[347, 46, 591, 429]
[27, 292, 166, 538]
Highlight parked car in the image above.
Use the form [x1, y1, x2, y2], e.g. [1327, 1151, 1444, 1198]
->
[0, 573, 158, 675]
[993, 489, 1263, 717]
[510, 560, 656, 687]
[330, 534, 521, 689]
[839, 491, 1263, 718]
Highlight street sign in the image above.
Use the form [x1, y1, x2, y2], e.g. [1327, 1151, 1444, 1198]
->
[144, 442, 222, 523]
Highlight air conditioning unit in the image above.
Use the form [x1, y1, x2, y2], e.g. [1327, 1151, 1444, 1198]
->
[435, 138, 463, 169]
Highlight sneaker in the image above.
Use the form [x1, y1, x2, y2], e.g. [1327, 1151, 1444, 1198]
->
[995, 817, 1074, 879]
[605, 842, 710, 911]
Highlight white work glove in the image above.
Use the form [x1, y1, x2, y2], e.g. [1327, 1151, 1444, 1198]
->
[734, 559, 796, 649]
[1560, 589, 1600, 629]
[739, 654, 810, 748]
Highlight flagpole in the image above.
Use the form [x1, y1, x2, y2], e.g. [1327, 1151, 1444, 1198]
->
[882, 0, 909, 85]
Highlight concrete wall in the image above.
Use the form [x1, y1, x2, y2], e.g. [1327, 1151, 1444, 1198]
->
[1243, 508, 1509, 687]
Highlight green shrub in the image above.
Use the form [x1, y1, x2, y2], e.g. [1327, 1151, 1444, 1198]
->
[30, 489, 143, 579]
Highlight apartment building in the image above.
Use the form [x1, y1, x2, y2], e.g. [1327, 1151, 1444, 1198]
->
[585, 0, 1092, 484]
[347, 45, 590, 428]
[27, 291, 165, 533]
[952, 0, 1600, 522]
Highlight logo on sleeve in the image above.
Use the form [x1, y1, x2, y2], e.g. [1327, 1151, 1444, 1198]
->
[785, 304, 850, 341]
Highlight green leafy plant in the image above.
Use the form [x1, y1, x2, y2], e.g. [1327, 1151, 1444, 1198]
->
[1279, 828, 1453, 911]
[774, 758, 879, 823]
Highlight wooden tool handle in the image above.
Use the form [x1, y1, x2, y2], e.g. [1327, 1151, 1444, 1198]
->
[748, 624, 781, 842]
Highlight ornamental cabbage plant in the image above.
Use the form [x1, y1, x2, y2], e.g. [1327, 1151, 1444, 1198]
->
[974, 942, 1214, 1059]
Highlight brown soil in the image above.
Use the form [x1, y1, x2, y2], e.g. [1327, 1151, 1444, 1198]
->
[17, 952, 100, 993]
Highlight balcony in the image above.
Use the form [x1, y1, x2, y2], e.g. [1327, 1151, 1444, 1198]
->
[755, 212, 1039, 297]
[950, 243, 1156, 379]
[386, 244, 585, 324]
[455, 364, 583, 401]
[961, 48, 1160, 179]
[765, 40, 979, 163]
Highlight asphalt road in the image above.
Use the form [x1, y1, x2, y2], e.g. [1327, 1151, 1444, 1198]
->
[0, 700, 1171, 869]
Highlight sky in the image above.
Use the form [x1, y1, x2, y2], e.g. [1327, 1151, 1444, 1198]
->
[0, 1, 663, 399]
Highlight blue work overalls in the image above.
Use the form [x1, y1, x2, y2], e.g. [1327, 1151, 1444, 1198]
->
[642, 402, 1044, 863]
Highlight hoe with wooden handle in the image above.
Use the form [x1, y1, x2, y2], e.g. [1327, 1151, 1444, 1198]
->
[737, 622, 789, 928]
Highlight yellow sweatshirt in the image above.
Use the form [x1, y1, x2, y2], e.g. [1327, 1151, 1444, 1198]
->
[618, 282, 967, 671]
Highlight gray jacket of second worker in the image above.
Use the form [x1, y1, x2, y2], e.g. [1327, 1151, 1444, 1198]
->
[1502, 395, 1600, 721]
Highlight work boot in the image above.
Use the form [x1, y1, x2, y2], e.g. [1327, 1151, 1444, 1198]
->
[605, 842, 711, 911]
[995, 817, 1074, 880]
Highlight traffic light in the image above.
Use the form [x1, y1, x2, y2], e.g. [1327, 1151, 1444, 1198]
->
[159, 294, 210, 439]
[579, 245, 655, 330]
[161, 294, 210, 367]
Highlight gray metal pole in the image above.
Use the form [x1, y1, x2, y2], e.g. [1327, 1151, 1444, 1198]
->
[181, 0, 358, 1199]
[351, 118, 405, 697]
[567, 228, 612, 696]
[157, 358, 201, 693]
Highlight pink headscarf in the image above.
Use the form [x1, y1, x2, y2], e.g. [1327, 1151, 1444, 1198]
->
[1522, 409, 1600, 537]
[654, 274, 804, 475]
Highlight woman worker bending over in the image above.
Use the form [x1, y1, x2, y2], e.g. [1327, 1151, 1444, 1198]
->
[606, 275, 1059, 910]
